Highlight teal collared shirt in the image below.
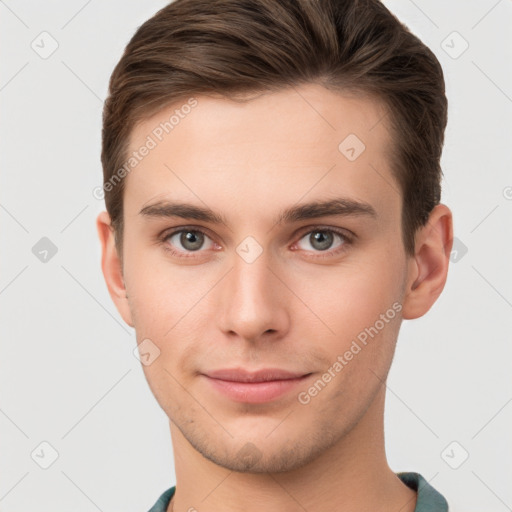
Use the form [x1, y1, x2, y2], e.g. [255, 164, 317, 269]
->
[147, 471, 448, 511]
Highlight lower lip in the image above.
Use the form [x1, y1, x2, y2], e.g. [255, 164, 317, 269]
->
[204, 374, 312, 403]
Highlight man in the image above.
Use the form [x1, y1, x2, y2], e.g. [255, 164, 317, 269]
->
[97, 0, 453, 510]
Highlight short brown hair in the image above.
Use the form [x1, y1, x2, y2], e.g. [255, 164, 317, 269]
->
[101, 0, 447, 257]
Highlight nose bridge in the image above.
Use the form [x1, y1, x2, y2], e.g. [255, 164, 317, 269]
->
[230, 247, 275, 313]
[232, 249, 272, 300]
[217, 243, 289, 340]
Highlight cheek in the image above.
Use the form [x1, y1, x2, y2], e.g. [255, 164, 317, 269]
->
[288, 256, 404, 338]
[124, 246, 217, 373]
[122, 238, 199, 333]
[284, 249, 405, 393]
[295, 273, 403, 415]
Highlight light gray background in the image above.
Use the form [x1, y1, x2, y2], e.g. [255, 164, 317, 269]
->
[1, 1, 511, 511]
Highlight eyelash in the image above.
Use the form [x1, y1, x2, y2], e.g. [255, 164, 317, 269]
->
[159, 225, 354, 260]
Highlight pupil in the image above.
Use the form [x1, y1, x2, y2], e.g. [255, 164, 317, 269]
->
[181, 231, 203, 251]
[311, 231, 333, 251]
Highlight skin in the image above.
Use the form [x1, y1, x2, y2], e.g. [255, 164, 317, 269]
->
[97, 83, 453, 512]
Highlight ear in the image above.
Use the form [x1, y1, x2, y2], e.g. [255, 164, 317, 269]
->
[96, 211, 134, 327]
[402, 204, 454, 320]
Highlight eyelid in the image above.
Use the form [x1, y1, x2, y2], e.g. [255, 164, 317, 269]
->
[160, 225, 354, 243]
[294, 224, 355, 243]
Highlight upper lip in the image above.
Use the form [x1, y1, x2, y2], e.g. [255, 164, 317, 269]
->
[204, 368, 310, 383]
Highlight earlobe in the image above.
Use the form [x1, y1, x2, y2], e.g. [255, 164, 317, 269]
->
[402, 204, 454, 320]
[96, 211, 134, 328]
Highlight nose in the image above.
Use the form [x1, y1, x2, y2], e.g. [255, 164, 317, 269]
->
[217, 247, 290, 343]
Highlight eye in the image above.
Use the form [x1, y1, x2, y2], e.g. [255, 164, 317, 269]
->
[295, 228, 351, 255]
[163, 229, 216, 255]
[159, 226, 352, 260]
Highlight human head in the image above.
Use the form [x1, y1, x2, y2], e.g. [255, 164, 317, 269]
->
[97, 0, 452, 476]
[100, 0, 448, 260]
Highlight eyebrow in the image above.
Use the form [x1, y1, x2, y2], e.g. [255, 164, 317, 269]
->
[139, 197, 377, 226]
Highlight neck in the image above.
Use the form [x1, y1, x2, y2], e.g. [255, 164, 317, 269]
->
[167, 385, 417, 512]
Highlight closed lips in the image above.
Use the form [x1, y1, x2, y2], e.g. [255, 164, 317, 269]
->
[204, 368, 311, 383]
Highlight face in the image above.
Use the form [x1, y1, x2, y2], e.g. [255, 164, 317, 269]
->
[111, 83, 412, 472]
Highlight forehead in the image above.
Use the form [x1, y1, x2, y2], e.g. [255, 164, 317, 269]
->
[124, 83, 399, 224]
